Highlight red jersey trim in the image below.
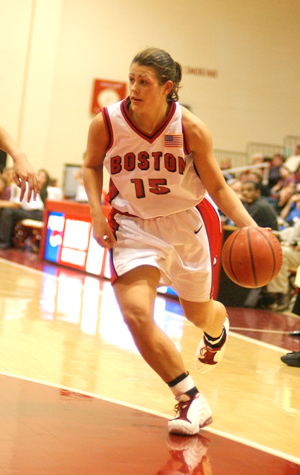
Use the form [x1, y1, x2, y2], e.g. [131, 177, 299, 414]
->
[107, 178, 119, 206]
[196, 197, 222, 299]
[182, 122, 190, 155]
[121, 98, 177, 144]
[102, 107, 114, 152]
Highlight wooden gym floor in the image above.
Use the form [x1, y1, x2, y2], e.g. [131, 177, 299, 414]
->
[0, 248, 299, 474]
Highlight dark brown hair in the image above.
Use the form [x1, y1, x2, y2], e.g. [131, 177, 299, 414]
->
[131, 47, 182, 102]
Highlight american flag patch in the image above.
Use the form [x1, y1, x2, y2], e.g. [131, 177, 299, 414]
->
[165, 134, 183, 147]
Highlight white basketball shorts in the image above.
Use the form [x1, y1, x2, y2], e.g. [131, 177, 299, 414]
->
[108, 196, 221, 302]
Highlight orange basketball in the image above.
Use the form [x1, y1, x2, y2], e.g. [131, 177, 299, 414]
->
[221, 226, 283, 288]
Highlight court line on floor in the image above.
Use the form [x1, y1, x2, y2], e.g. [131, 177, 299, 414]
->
[229, 330, 290, 353]
[231, 327, 297, 334]
[1, 370, 299, 466]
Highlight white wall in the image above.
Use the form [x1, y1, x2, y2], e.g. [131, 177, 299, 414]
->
[1, 0, 300, 189]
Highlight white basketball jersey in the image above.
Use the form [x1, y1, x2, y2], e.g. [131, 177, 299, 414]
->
[103, 99, 206, 219]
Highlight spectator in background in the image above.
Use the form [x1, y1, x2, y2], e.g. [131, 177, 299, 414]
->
[251, 153, 273, 185]
[279, 182, 300, 227]
[75, 151, 89, 202]
[284, 145, 300, 175]
[267, 153, 285, 189]
[0, 175, 10, 200]
[47, 177, 63, 201]
[220, 157, 234, 182]
[37, 169, 51, 204]
[251, 152, 264, 166]
[271, 165, 296, 212]
[239, 168, 274, 204]
[228, 178, 242, 199]
[240, 180, 278, 230]
[1, 167, 14, 199]
[265, 219, 300, 311]
[239, 169, 264, 184]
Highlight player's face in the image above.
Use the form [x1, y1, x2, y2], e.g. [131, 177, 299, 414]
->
[128, 63, 170, 113]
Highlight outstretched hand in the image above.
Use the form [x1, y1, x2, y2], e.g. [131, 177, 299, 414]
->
[13, 154, 41, 202]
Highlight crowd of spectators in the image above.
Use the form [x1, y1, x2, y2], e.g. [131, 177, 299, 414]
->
[221, 144, 300, 313]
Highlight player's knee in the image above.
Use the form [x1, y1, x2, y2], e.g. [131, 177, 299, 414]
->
[180, 299, 213, 328]
[122, 304, 151, 332]
[185, 311, 210, 328]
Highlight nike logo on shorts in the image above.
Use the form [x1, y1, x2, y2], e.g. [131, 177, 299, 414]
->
[194, 224, 203, 234]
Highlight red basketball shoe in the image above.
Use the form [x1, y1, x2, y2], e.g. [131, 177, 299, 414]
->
[195, 317, 229, 373]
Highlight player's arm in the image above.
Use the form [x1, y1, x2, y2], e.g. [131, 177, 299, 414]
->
[181, 107, 257, 228]
[0, 125, 39, 202]
[83, 114, 116, 248]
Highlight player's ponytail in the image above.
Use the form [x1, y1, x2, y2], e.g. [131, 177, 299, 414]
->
[171, 61, 182, 102]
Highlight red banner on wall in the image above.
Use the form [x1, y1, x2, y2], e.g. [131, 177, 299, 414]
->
[90, 79, 127, 114]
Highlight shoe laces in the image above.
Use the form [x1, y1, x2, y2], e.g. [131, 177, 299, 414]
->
[174, 398, 192, 418]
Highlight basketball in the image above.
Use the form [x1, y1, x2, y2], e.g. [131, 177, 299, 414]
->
[221, 226, 283, 288]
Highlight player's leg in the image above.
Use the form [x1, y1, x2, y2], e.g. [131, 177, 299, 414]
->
[112, 264, 212, 435]
[112, 264, 186, 381]
[179, 297, 229, 373]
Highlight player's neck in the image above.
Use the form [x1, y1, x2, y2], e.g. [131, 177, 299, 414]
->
[130, 103, 170, 134]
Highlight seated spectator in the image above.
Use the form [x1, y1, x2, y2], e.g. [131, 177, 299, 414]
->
[1, 166, 14, 200]
[47, 178, 63, 201]
[228, 178, 242, 199]
[279, 183, 300, 226]
[74, 151, 89, 202]
[267, 153, 285, 189]
[239, 169, 274, 204]
[284, 144, 300, 174]
[0, 168, 50, 249]
[250, 152, 271, 179]
[220, 157, 234, 182]
[271, 165, 296, 212]
[0, 175, 10, 200]
[251, 152, 264, 166]
[75, 167, 89, 202]
[265, 219, 300, 311]
[239, 169, 264, 186]
[75, 152, 108, 204]
[240, 180, 278, 230]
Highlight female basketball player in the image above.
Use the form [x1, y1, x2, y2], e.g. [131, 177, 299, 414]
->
[83, 48, 257, 435]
